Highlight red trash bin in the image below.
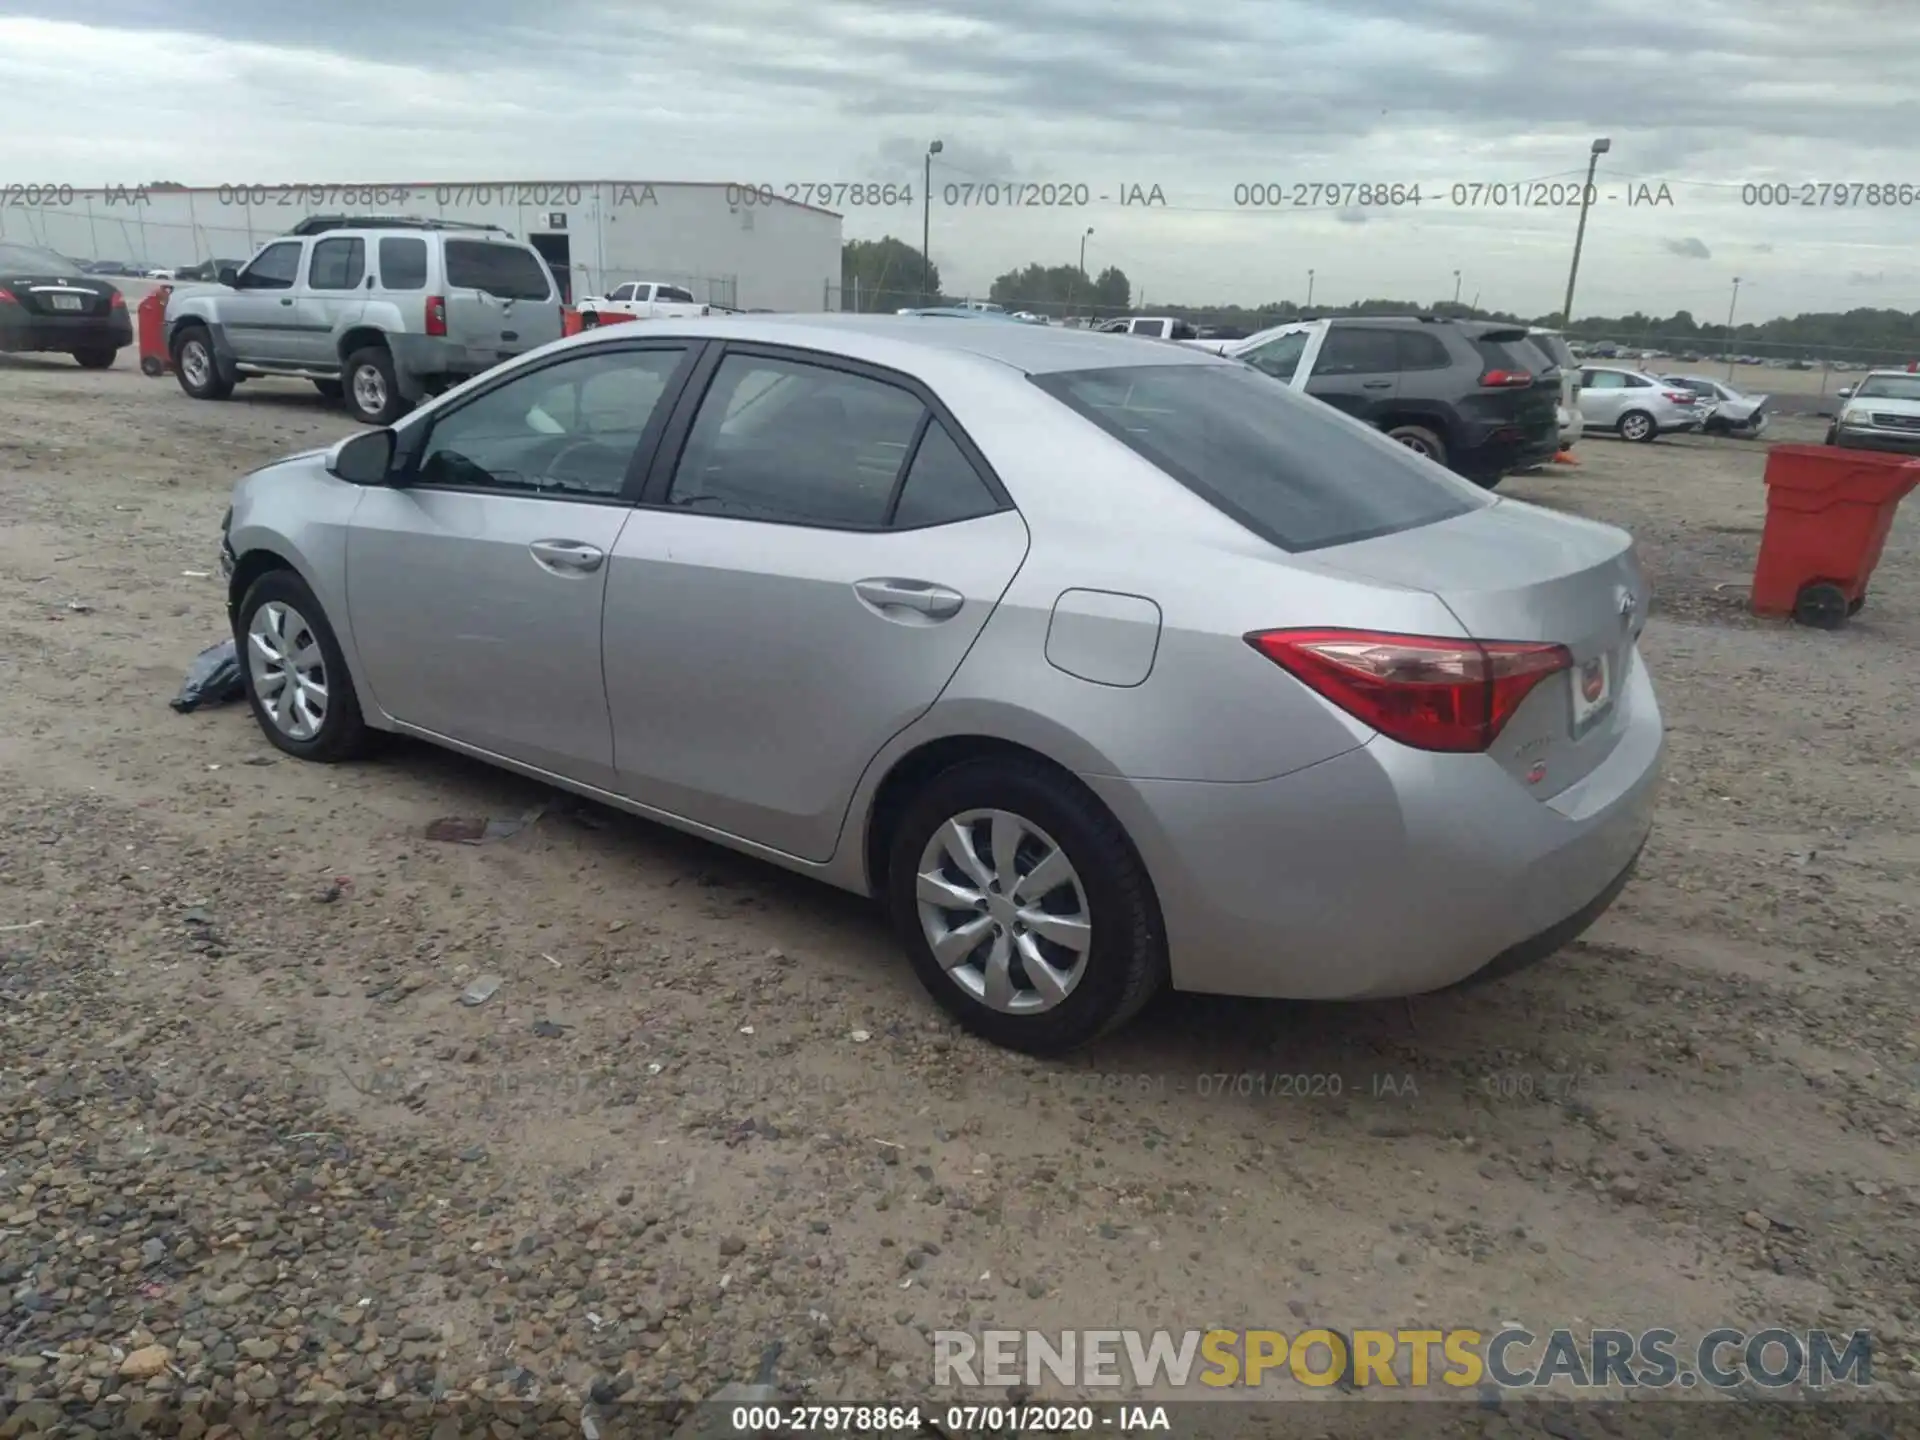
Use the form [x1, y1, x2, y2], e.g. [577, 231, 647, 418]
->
[1750, 443, 1920, 628]
[136, 285, 173, 377]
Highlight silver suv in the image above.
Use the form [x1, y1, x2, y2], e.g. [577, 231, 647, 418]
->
[165, 216, 564, 425]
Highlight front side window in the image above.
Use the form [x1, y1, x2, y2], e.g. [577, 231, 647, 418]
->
[308, 237, 365, 291]
[1241, 330, 1310, 381]
[665, 354, 927, 527]
[238, 241, 302, 290]
[607, 283, 636, 301]
[1032, 363, 1482, 552]
[415, 347, 688, 498]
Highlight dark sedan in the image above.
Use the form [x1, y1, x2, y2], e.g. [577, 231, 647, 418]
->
[0, 242, 133, 368]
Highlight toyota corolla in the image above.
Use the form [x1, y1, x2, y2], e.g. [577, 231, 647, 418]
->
[218, 315, 1664, 1053]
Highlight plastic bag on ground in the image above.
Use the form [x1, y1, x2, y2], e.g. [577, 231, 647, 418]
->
[170, 639, 246, 713]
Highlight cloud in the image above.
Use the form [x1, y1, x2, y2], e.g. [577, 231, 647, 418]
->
[2, 0, 1916, 318]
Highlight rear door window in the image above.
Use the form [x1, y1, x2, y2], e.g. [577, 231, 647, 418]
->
[307, 237, 365, 291]
[1032, 363, 1482, 552]
[444, 241, 553, 301]
[1312, 326, 1401, 376]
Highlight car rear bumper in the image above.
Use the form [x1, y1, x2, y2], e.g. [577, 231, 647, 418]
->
[1833, 425, 1920, 455]
[0, 311, 132, 352]
[1085, 652, 1663, 1000]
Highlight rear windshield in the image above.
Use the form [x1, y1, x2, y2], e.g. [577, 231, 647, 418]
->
[1031, 363, 1483, 552]
[1472, 330, 1553, 374]
[0, 243, 81, 277]
[444, 241, 553, 301]
[1528, 332, 1575, 369]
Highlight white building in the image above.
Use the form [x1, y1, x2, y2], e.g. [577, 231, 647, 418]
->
[0, 180, 842, 312]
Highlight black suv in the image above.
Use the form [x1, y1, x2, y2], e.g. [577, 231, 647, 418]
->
[1225, 316, 1563, 485]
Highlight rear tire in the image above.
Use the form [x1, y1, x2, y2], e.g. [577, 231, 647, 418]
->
[172, 325, 233, 400]
[1618, 410, 1656, 443]
[344, 346, 409, 425]
[885, 757, 1167, 1055]
[73, 347, 117, 370]
[233, 569, 373, 762]
[1385, 424, 1447, 466]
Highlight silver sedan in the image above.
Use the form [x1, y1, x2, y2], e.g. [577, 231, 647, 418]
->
[219, 315, 1664, 1053]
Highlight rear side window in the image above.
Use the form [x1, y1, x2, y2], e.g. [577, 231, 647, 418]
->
[308, 237, 364, 290]
[378, 237, 428, 291]
[444, 241, 552, 301]
[1314, 327, 1401, 376]
[656, 284, 696, 303]
[1396, 331, 1452, 371]
[891, 422, 1000, 528]
[1032, 363, 1482, 552]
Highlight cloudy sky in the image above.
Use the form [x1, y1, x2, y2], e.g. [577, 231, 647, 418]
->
[2, 0, 1915, 320]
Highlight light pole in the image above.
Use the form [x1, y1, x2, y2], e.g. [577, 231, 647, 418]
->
[1079, 226, 1093, 276]
[1560, 136, 1611, 328]
[1724, 276, 1742, 381]
[1453, 270, 1462, 306]
[1070, 226, 1093, 315]
[922, 139, 942, 300]
[1306, 268, 1315, 309]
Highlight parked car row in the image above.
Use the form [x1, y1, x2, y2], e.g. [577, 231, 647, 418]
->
[216, 312, 1663, 1052]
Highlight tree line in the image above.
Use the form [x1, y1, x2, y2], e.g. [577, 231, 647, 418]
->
[845, 239, 1919, 356]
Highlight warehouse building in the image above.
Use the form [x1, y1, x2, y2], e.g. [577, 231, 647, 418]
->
[0, 180, 842, 312]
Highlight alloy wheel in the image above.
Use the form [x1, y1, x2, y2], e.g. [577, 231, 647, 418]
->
[246, 600, 329, 740]
[915, 808, 1092, 1014]
[352, 363, 388, 417]
[179, 339, 211, 389]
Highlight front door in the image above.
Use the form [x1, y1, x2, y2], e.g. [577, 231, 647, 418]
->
[1235, 325, 1315, 385]
[1301, 324, 1402, 421]
[345, 341, 697, 788]
[1579, 370, 1631, 426]
[222, 239, 307, 362]
[603, 347, 1030, 861]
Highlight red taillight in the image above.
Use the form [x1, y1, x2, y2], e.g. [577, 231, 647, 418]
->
[1662, 391, 1693, 405]
[1478, 369, 1533, 388]
[110, 290, 126, 309]
[1245, 628, 1572, 753]
[0, 287, 15, 304]
[425, 295, 447, 336]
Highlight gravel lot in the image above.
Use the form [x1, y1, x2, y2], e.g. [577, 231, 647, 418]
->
[2, 357, 1916, 1430]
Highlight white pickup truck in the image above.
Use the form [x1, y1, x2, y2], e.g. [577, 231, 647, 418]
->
[576, 281, 710, 325]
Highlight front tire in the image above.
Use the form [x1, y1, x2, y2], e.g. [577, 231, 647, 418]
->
[1618, 410, 1656, 443]
[234, 569, 372, 762]
[73, 347, 118, 370]
[172, 326, 233, 400]
[344, 346, 409, 425]
[885, 758, 1166, 1054]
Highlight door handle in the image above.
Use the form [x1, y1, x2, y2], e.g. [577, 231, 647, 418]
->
[1361, 380, 1393, 389]
[529, 539, 605, 573]
[854, 578, 964, 619]
[280, 297, 295, 306]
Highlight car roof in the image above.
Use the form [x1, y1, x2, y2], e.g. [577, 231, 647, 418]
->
[559, 312, 1228, 375]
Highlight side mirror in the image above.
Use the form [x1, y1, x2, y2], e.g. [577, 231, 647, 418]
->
[326, 429, 396, 485]
[1836, 386, 1854, 400]
[218, 265, 240, 287]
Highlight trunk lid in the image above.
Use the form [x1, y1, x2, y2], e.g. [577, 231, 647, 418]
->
[8, 276, 114, 318]
[1310, 499, 1649, 798]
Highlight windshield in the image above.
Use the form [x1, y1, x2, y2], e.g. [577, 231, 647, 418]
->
[1855, 375, 1920, 402]
[0, 243, 83, 277]
[1032, 363, 1482, 552]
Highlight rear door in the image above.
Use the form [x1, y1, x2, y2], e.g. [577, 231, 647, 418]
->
[602, 345, 1030, 861]
[441, 239, 562, 361]
[1302, 324, 1401, 421]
